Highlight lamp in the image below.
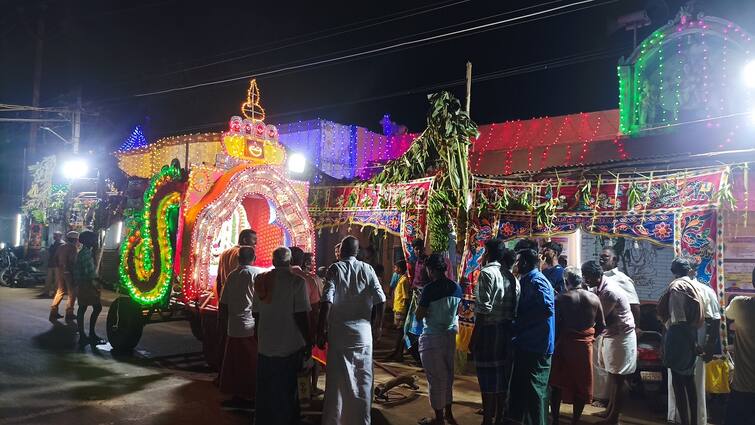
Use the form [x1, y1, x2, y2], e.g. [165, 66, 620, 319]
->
[61, 158, 89, 180]
[287, 153, 306, 174]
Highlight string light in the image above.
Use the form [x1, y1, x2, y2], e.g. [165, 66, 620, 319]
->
[619, 15, 753, 136]
[241, 79, 266, 122]
[118, 125, 149, 152]
[119, 164, 183, 306]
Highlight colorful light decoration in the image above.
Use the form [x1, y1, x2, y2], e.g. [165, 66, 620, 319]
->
[119, 163, 184, 306]
[185, 165, 315, 297]
[242, 79, 266, 122]
[118, 125, 149, 152]
[618, 14, 754, 136]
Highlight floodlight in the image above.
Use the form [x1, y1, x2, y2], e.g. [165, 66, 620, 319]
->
[288, 153, 306, 174]
[62, 158, 89, 179]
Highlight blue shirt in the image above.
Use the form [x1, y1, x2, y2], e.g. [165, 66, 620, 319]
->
[542, 265, 565, 293]
[419, 277, 462, 334]
[389, 272, 401, 289]
[513, 269, 555, 355]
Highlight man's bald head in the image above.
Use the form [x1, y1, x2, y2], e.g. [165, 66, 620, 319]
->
[340, 236, 359, 258]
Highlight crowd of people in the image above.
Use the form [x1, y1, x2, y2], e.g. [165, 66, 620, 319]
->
[38, 225, 755, 425]
[44, 230, 105, 345]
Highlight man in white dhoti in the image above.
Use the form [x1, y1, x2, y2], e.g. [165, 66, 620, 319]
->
[317, 236, 386, 425]
[583, 260, 637, 425]
[594, 247, 641, 406]
[667, 258, 721, 425]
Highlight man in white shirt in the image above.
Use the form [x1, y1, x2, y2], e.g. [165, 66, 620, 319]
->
[252, 247, 311, 425]
[218, 246, 263, 409]
[668, 258, 721, 425]
[318, 236, 386, 425]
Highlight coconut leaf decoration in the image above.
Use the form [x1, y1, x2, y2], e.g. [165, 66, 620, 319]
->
[371, 92, 478, 253]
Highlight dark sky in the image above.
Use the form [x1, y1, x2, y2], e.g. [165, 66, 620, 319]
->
[1, 0, 754, 213]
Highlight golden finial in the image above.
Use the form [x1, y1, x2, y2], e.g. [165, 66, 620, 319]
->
[241, 79, 266, 122]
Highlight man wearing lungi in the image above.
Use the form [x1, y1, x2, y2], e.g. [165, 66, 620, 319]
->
[594, 247, 640, 407]
[318, 236, 386, 425]
[667, 257, 721, 425]
[471, 239, 517, 425]
[252, 247, 311, 425]
[583, 260, 637, 425]
[415, 253, 462, 425]
[549, 266, 605, 425]
[219, 246, 263, 409]
[209, 229, 257, 372]
[506, 239, 555, 425]
[658, 257, 704, 425]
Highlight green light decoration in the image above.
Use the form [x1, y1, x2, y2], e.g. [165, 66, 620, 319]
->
[618, 12, 754, 137]
[119, 163, 184, 306]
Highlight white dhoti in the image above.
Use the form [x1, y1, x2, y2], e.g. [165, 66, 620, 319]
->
[593, 335, 610, 400]
[667, 359, 707, 424]
[323, 323, 374, 425]
[598, 332, 637, 376]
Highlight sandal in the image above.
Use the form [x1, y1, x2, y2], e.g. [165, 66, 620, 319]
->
[417, 417, 439, 425]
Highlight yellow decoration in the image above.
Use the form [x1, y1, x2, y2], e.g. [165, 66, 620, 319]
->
[242, 79, 265, 122]
[221, 133, 285, 166]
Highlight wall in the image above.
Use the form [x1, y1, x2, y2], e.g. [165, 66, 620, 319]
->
[580, 233, 675, 302]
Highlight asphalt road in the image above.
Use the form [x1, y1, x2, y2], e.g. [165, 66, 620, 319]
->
[0, 286, 248, 425]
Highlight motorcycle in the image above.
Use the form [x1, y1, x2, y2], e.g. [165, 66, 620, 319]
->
[0, 247, 18, 286]
[628, 330, 667, 412]
[11, 258, 46, 287]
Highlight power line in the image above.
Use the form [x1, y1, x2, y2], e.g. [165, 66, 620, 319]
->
[133, 0, 617, 98]
[88, 0, 585, 106]
[102, 0, 473, 86]
[138, 0, 474, 80]
[149, 45, 630, 136]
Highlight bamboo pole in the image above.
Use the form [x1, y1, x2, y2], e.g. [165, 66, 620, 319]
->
[465, 62, 472, 114]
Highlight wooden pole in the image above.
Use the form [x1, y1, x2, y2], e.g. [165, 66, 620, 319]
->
[465, 61, 472, 115]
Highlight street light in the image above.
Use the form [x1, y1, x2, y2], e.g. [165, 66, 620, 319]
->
[287, 153, 306, 174]
[61, 158, 89, 179]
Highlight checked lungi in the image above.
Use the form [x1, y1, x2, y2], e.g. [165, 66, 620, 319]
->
[419, 331, 456, 410]
[472, 321, 513, 394]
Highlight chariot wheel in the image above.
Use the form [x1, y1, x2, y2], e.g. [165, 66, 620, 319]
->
[188, 311, 204, 342]
[106, 297, 145, 352]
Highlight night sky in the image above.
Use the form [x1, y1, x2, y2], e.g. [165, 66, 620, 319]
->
[1, 0, 754, 214]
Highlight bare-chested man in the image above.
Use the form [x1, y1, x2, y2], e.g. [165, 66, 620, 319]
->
[550, 266, 606, 425]
[584, 260, 637, 425]
[594, 247, 640, 407]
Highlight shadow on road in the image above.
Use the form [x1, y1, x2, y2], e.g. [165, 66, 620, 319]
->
[31, 322, 78, 351]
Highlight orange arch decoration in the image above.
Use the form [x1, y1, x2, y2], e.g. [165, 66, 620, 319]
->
[181, 164, 314, 301]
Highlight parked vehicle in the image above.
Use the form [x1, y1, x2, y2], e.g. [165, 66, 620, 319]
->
[12, 258, 46, 287]
[0, 247, 18, 286]
[0, 247, 45, 288]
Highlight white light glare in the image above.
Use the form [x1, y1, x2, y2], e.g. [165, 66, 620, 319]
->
[62, 159, 89, 179]
[14, 214, 22, 247]
[744, 60, 755, 88]
[116, 221, 123, 244]
[288, 153, 306, 174]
